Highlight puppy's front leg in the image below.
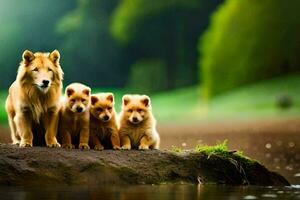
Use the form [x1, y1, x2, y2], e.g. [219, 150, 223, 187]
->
[121, 134, 131, 150]
[90, 133, 104, 150]
[15, 112, 33, 147]
[110, 127, 121, 150]
[45, 111, 60, 148]
[61, 129, 73, 149]
[79, 124, 90, 150]
[139, 133, 153, 150]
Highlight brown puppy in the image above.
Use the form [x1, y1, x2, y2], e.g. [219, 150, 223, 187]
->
[89, 93, 120, 150]
[119, 94, 160, 150]
[59, 83, 91, 149]
[5, 50, 63, 147]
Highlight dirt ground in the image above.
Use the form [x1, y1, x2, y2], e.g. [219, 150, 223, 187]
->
[0, 117, 299, 184]
[157, 117, 300, 184]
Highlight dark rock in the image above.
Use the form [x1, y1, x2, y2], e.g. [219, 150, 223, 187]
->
[0, 144, 289, 186]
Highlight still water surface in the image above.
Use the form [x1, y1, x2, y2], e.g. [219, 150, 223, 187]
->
[0, 185, 299, 200]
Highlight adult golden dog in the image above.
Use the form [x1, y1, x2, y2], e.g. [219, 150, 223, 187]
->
[5, 50, 64, 147]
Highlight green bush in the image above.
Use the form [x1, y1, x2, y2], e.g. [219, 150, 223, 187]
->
[127, 59, 168, 94]
[199, 0, 300, 99]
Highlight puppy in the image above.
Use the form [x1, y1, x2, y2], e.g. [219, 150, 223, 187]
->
[119, 94, 160, 150]
[89, 93, 120, 150]
[5, 50, 63, 147]
[59, 83, 91, 149]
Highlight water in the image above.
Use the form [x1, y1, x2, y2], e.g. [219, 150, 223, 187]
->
[0, 185, 300, 200]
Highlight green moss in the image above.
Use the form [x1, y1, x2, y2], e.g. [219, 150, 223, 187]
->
[195, 140, 229, 154]
[195, 140, 255, 164]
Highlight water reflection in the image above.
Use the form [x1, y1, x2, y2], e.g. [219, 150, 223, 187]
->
[0, 185, 299, 200]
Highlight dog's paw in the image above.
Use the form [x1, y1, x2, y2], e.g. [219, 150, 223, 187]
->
[47, 142, 61, 148]
[94, 144, 104, 151]
[19, 142, 32, 148]
[121, 145, 131, 150]
[79, 143, 90, 150]
[62, 143, 73, 150]
[113, 145, 121, 150]
[138, 144, 149, 150]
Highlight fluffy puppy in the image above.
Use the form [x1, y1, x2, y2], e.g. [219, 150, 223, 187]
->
[119, 94, 160, 150]
[59, 83, 91, 149]
[89, 93, 120, 150]
[5, 50, 63, 147]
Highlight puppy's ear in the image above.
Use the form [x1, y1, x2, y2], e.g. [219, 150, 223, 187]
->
[91, 95, 99, 105]
[49, 50, 60, 65]
[66, 87, 74, 97]
[106, 93, 114, 102]
[141, 95, 150, 107]
[122, 95, 130, 106]
[83, 88, 91, 96]
[22, 50, 35, 64]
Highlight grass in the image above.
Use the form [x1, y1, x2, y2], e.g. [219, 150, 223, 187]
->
[152, 73, 300, 122]
[195, 140, 253, 164]
[195, 140, 229, 154]
[0, 73, 300, 124]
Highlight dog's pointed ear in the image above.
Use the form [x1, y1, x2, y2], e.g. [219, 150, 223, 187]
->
[141, 95, 150, 107]
[83, 88, 91, 96]
[66, 87, 74, 97]
[106, 93, 114, 102]
[91, 95, 98, 105]
[122, 95, 130, 106]
[22, 50, 35, 64]
[49, 50, 60, 65]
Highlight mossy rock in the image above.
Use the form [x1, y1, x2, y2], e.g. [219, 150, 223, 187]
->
[0, 144, 289, 186]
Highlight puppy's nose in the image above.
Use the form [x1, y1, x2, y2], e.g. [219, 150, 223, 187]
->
[76, 107, 83, 113]
[42, 80, 49, 87]
[103, 115, 109, 121]
[133, 117, 138, 122]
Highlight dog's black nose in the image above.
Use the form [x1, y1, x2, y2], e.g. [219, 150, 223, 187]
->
[133, 117, 138, 122]
[103, 115, 109, 121]
[76, 107, 83, 113]
[42, 80, 49, 87]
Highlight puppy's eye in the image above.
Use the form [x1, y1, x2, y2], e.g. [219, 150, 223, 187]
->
[96, 107, 103, 112]
[71, 99, 76, 103]
[128, 109, 133, 113]
[81, 99, 86, 103]
[32, 67, 38, 72]
[48, 68, 53, 72]
[137, 109, 143, 112]
[107, 107, 112, 110]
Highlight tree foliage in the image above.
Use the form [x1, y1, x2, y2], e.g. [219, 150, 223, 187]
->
[111, 0, 222, 89]
[56, 0, 132, 88]
[199, 0, 300, 98]
[0, 0, 75, 88]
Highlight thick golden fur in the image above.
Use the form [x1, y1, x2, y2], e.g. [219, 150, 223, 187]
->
[89, 93, 120, 150]
[119, 94, 160, 150]
[5, 50, 63, 147]
[58, 83, 91, 150]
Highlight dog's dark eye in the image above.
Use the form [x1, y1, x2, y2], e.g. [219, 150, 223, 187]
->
[81, 99, 86, 103]
[71, 99, 76, 103]
[107, 107, 112, 110]
[128, 109, 133, 113]
[48, 68, 53, 72]
[137, 109, 143, 112]
[96, 107, 103, 112]
[32, 67, 38, 72]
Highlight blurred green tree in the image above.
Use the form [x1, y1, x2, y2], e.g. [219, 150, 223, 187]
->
[199, 0, 300, 98]
[111, 0, 222, 90]
[127, 59, 168, 93]
[0, 0, 75, 89]
[56, 0, 133, 88]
